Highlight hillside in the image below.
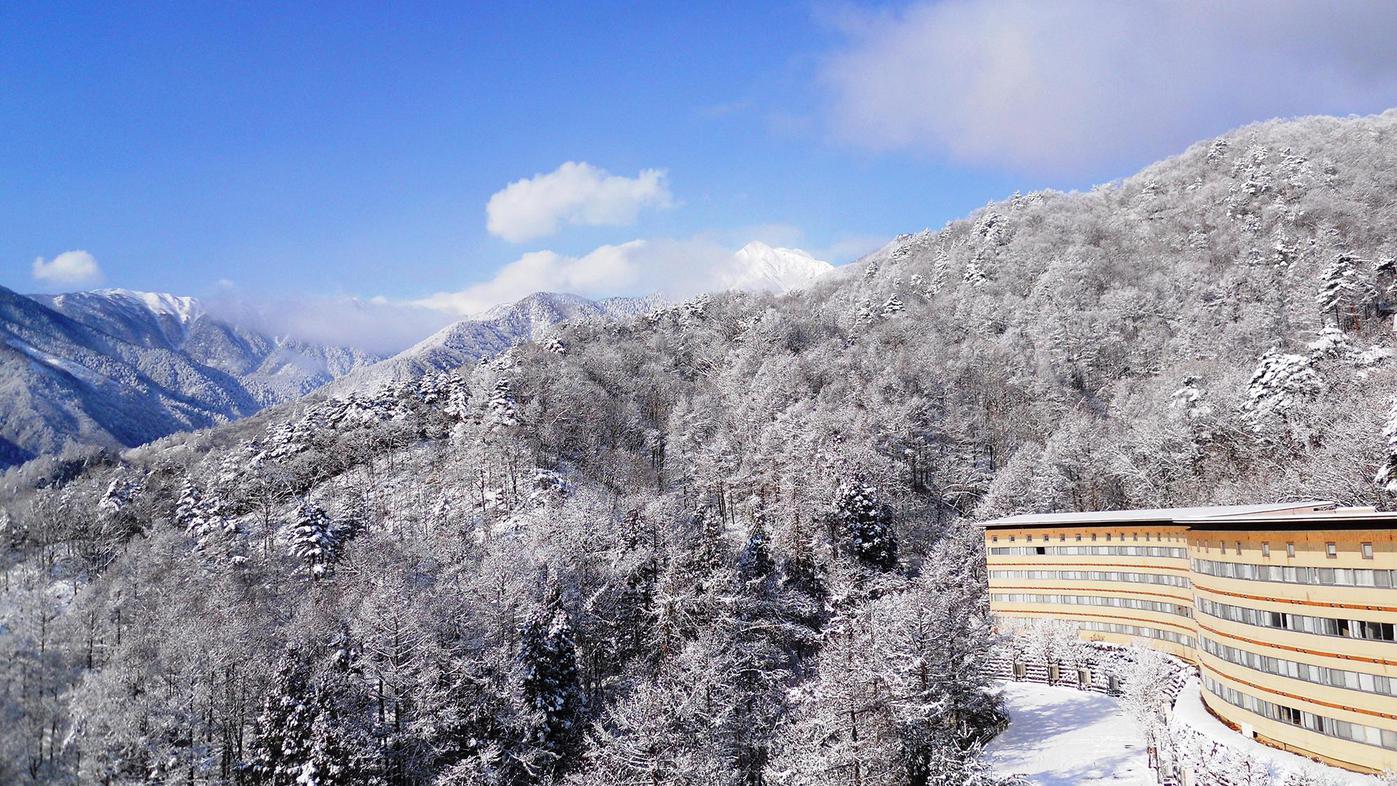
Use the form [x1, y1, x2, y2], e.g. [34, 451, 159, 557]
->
[0, 287, 381, 467]
[4, 111, 1397, 784]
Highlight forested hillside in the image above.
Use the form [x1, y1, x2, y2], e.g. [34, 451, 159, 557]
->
[4, 111, 1397, 785]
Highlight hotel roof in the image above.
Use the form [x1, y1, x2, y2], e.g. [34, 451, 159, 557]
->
[980, 501, 1337, 528]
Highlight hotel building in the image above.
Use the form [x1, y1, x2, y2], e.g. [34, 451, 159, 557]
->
[984, 501, 1397, 774]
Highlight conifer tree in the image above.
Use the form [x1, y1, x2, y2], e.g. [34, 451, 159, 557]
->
[289, 502, 339, 579]
[246, 655, 318, 786]
[516, 606, 585, 779]
[832, 482, 898, 572]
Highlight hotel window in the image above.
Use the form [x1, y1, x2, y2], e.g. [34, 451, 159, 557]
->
[1235, 541, 1242, 555]
[1076, 534, 1082, 541]
[1363, 542, 1374, 560]
[1327, 542, 1338, 559]
[1009, 536, 1015, 542]
[1091, 534, 1097, 541]
[1026, 535, 1033, 542]
[1262, 543, 1270, 558]
[1287, 542, 1296, 558]
[1059, 534, 1066, 542]
[1106, 533, 1112, 541]
[1133, 533, 1139, 541]
[992, 536, 998, 542]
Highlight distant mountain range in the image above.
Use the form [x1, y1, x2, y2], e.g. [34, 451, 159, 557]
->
[0, 286, 382, 467]
[0, 242, 836, 468]
[329, 291, 659, 392]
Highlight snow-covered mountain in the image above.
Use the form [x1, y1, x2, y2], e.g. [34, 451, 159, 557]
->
[725, 241, 835, 293]
[334, 291, 656, 391]
[0, 286, 380, 467]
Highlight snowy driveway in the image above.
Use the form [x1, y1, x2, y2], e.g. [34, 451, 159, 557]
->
[983, 681, 1154, 786]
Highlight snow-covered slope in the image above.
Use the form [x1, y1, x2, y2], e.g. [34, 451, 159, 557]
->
[335, 291, 656, 391]
[0, 286, 380, 467]
[726, 241, 835, 294]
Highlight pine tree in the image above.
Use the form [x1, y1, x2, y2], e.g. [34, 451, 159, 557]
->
[737, 512, 774, 584]
[1316, 254, 1375, 329]
[516, 606, 585, 778]
[832, 482, 898, 572]
[880, 294, 904, 318]
[489, 378, 518, 428]
[246, 655, 318, 786]
[289, 502, 339, 579]
[1241, 350, 1320, 429]
[296, 694, 375, 786]
[175, 478, 203, 530]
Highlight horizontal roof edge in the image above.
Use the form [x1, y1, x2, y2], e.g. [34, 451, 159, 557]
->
[979, 501, 1335, 528]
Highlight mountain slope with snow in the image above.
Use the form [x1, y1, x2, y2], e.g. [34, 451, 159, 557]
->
[726, 241, 835, 293]
[334, 291, 657, 391]
[0, 287, 380, 467]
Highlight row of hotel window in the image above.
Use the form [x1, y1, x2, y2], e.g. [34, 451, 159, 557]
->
[1193, 558, 1395, 588]
[1201, 636, 1397, 697]
[1201, 541, 1375, 560]
[991, 593, 1192, 617]
[1203, 676, 1397, 752]
[1196, 598, 1397, 642]
[989, 569, 1192, 588]
[989, 545, 1188, 558]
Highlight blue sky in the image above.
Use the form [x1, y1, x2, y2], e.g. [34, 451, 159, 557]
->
[5, 1, 1397, 349]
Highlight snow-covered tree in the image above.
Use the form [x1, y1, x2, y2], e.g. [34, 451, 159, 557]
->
[246, 656, 319, 785]
[1317, 254, 1374, 329]
[1241, 350, 1320, 429]
[516, 605, 585, 779]
[288, 503, 339, 579]
[832, 481, 898, 572]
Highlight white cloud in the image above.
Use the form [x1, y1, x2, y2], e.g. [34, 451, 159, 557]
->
[823, 0, 1397, 175]
[32, 250, 102, 286]
[413, 237, 830, 317]
[485, 161, 673, 242]
[204, 294, 457, 356]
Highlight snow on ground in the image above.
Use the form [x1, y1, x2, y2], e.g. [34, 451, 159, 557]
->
[1172, 677, 1378, 785]
[984, 681, 1154, 785]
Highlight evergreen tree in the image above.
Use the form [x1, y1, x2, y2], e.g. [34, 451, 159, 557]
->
[516, 606, 585, 779]
[736, 512, 774, 584]
[1316, 254, 1375, 329]
[289, 502, 339, 579]
[832, 481, 898, 572]
[246, 655, 318, 786]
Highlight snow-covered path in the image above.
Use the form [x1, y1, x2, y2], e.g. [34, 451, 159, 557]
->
[983, 681, 1154, 785]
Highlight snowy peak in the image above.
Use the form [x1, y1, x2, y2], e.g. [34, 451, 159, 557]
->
[37, 288, 207, 350]
[728, 241, 834, 294]
[97, 288, 205, 325]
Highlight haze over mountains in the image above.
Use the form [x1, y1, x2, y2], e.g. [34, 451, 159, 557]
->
[0, 242, 835, 468]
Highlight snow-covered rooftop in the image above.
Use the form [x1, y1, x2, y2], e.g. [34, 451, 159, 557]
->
[981, 501, 1336, 528]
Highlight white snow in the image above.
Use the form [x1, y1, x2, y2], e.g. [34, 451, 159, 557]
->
[1172, 677, 1379, 785]
[98, 288, 205, 324]
[726, 241, 834, 294]
[984, 681, 1154, 785]
[3, 336, 109, 386]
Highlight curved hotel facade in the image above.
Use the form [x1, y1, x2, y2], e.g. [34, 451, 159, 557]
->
[984, 502, 1397, 774]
